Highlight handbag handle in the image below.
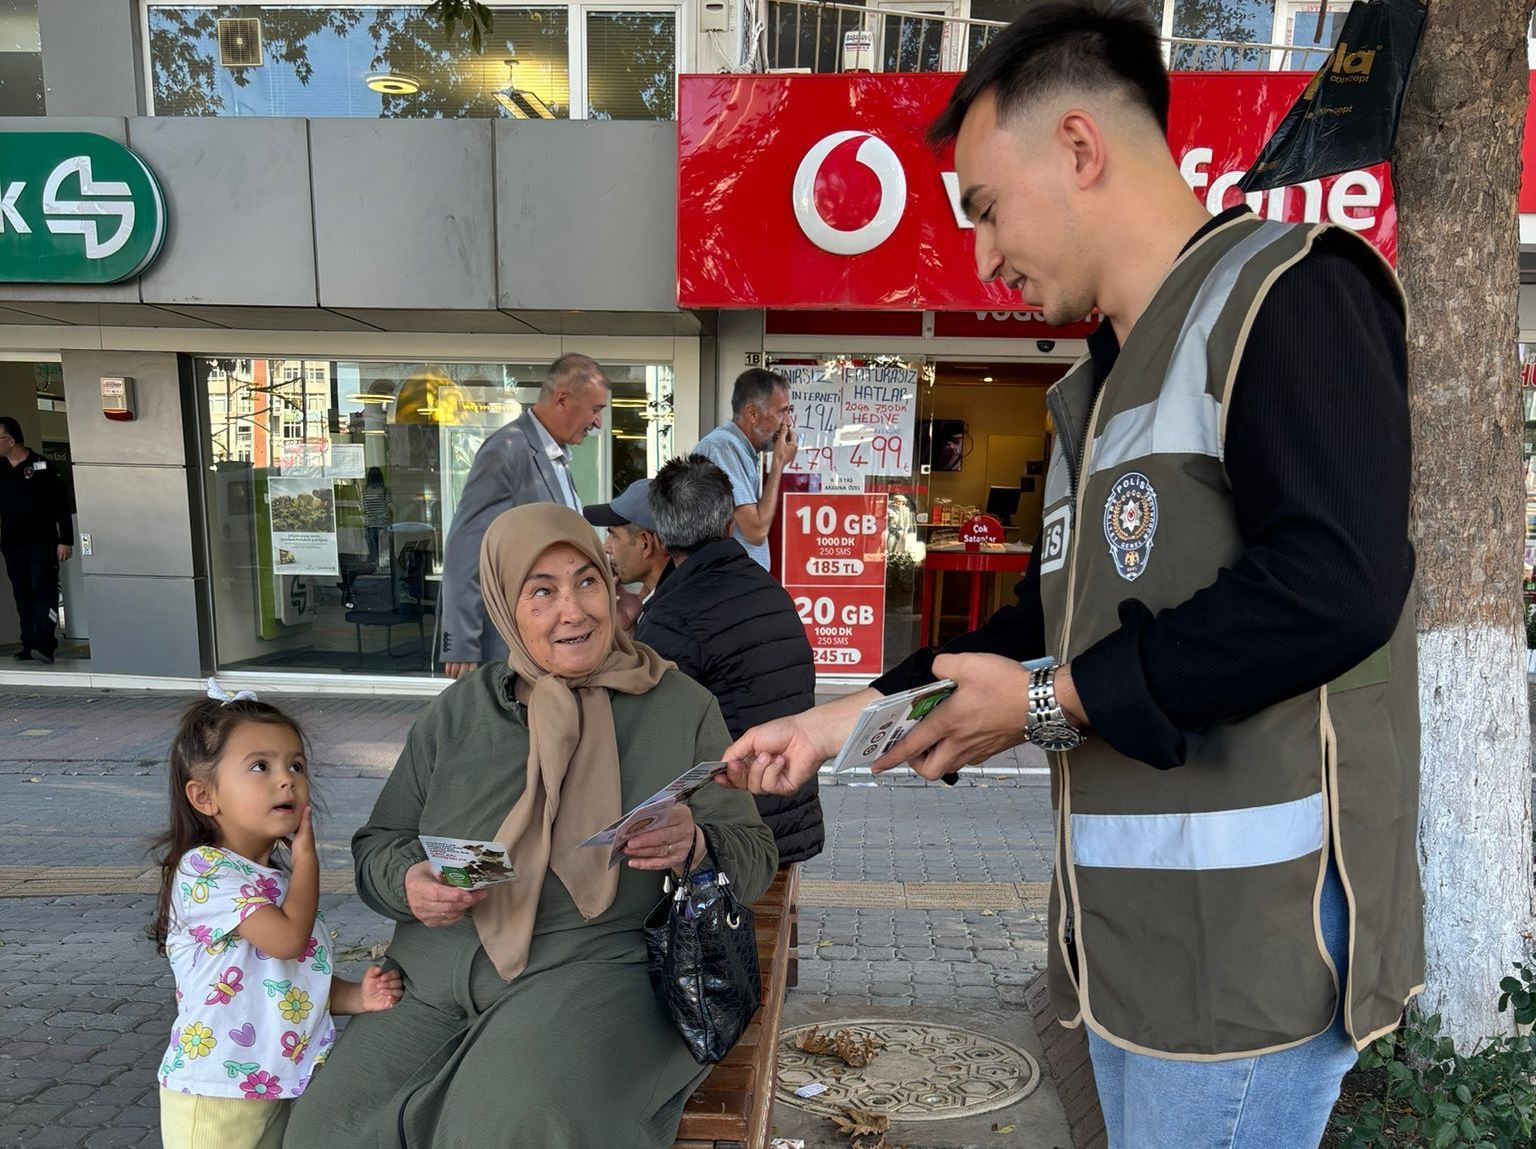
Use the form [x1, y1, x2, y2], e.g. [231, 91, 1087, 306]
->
[663, 833, 699, 899]
[664, 828, 746, 928]
[694, 823, 748, 929]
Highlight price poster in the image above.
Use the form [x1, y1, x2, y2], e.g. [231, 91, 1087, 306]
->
[781, 365, 844, 482]
[783, 364, 918, 488]
[782, 493, 887, 676]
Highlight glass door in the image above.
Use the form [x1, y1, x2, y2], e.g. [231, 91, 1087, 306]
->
[769, 351, 933, 681]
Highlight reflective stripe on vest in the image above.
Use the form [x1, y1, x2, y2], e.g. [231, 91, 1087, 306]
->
[1043, 435, 1071, 506]
[1070, 792, 1325, 871]
[1087, 219, 1295, 480]
[1087, 393, 1223, 479]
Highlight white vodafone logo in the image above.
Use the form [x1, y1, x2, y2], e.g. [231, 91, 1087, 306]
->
[792, 130, 907, 256]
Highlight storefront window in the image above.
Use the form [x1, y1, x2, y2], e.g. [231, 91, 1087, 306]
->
[1171, 0, 1276, 70]
[766, 0, 865, 74]
[769, 354, 930, 678]
[0, 0, 45, 115]
[765, 0, 1310, 76]
[877, 9, 949, 73]
[966, 0, 1164, 68]
[197, 356, 674, 676]
[584, 10, 675, 120]
[147, 5, 573, 118]
[1282, 3, 1344, 70]
[766, 353, 1056, 682]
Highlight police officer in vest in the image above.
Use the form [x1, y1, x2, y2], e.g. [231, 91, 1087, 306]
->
[722, 2, 1421, 1144]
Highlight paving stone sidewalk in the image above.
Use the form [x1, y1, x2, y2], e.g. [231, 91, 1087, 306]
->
[0, 686, 1062, 1148]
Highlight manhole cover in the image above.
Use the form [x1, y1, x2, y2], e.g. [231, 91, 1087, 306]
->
[776, 1019, 1040, 1121]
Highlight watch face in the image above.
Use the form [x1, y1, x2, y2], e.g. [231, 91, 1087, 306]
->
[1022, 656, 1058, 674]
[1031, 721, 1083, 753]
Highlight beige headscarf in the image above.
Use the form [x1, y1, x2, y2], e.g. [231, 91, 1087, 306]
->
[473, 503, 671, 981]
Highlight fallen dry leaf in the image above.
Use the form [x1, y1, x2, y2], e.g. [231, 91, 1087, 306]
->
[831, 1106, 891, 1149]
[992, 1123, 1016, 1134]
[793, 1026, 886, 1068]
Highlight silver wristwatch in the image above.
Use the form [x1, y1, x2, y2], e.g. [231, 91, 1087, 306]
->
[1022, 656, 1084, 753]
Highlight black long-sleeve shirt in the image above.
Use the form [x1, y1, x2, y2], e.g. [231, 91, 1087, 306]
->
[874, 210, 1413, 769]
[0, 447, 74, 550]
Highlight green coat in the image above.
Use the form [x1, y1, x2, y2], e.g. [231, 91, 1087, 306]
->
[284, 664, 778, 1149]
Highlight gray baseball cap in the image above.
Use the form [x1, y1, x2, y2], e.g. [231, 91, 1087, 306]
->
[583, 478, 658, 533]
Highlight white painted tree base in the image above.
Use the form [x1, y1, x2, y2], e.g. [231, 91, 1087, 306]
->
[1418, 625, 1536, 1051]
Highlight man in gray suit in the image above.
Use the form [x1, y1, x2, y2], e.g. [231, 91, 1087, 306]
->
[438, 353, 610, 678]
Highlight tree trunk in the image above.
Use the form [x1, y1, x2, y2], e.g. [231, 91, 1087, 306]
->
[1393, 0, 1536, 1050]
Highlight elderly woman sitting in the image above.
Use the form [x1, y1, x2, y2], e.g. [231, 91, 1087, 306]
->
[285, 504, 777, 1149]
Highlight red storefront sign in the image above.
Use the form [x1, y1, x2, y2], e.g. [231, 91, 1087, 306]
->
[782, 492, 887, 675]
[930, 311, 1100, 339]
[677, 72, 1395, 311]
[960, 515, 1005, 549]
[1523, 71, 1536, 215]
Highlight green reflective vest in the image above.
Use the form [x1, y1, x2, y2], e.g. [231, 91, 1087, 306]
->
[1039, 213, 1424, 1058]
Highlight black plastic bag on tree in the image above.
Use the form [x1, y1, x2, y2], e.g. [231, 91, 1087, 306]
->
[1238, 0, 1426, 194]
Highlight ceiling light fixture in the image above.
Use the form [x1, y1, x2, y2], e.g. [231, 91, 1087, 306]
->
[367, 72, 421, 95]
[495, 58, 555, 119]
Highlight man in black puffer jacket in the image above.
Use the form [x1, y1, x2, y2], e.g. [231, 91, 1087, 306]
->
[639, 455, 824, 865]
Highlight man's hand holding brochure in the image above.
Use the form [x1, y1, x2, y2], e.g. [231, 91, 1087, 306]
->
[826, 679, 957, 773]
[719, 651, 1083, 795]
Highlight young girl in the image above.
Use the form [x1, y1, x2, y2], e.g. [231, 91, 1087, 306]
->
[151, 686, 403, 1149]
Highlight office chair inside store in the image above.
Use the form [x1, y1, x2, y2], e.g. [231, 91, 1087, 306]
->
[345, 537, 434, 668]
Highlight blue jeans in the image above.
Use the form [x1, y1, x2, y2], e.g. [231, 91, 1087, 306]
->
[1087, 860, 1358, 1149]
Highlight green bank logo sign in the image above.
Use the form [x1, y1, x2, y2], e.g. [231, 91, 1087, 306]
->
[0, 132, 166, 284]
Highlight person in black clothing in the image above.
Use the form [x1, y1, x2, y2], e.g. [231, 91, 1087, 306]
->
[0, 416, 74, 664]
[638, 455, 823, 865]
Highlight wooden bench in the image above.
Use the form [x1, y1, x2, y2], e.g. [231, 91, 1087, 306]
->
[672, 866, 799, 1149]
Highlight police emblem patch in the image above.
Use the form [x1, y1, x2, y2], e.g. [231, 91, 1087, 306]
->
[1103, 472, 1157, 582]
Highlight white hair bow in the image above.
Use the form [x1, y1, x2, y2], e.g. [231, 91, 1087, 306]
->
[206, 677, 258, 704]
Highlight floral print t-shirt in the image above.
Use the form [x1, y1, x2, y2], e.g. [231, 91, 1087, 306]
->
[158, 846, 337, 1101]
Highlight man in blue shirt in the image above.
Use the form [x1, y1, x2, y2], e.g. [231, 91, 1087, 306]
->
[691, 369, 797, 570]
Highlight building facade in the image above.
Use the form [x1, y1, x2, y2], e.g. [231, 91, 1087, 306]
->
[0, 0, 1531, 693]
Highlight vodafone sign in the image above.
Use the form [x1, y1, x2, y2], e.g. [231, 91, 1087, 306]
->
[677, 73, 1395, 311]
[793, 131, 907, 255]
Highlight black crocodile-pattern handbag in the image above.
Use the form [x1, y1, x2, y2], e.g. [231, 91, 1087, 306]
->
[643, 828, 762, 1065]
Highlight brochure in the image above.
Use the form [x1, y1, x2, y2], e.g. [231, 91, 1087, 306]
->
[828, 679, 957, 773]
[579, 761, 730, 868]
[418, 835, 518, 890]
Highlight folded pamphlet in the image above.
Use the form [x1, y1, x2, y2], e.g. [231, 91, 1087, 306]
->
[828, 680, 957, 773]
[579, 761, 730, 868]
[418, 835, 517, 890]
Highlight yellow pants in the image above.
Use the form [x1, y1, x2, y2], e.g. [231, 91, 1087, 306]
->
[159, 1088, 290, 1149]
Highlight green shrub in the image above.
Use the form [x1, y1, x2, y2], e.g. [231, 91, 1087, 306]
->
[1330, 964, 1536, 1149]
